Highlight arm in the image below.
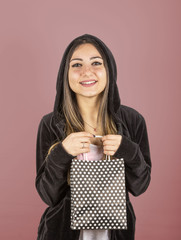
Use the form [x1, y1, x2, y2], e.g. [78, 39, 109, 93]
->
[113, 114, 152, 196]
[35, 117, 76, 207]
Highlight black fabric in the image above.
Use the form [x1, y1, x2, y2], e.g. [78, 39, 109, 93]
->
[35, 33, 152, 240]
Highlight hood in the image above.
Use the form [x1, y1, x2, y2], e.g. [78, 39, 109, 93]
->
[53, 33, 122, 127]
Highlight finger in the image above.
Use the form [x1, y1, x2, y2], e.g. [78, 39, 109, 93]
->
[103, 144, 117, 152]
[102, 134, 115, 140]
[104, 150, 115, 156]
[76, 131, 94, 138]
[79, 147, 90, 154]
[102, 134, 121, 141]
[79, 142, 90, 149]
[78, 137, 91, 143]
[102, 139, 118, 146]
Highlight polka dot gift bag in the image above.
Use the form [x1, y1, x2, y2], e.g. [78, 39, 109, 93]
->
[70, 149, 128, 230]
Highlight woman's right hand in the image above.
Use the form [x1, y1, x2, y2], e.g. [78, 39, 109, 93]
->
[62, 131, 94, 156]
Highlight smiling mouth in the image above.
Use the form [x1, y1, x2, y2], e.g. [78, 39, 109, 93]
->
[80, 81, 97, 87]
[80, 79, 97, 84]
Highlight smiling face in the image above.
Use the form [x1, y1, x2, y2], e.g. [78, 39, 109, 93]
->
[68, 43, 107, 100]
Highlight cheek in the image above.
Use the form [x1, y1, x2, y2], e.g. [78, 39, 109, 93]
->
[68, 70, 80, 81]
[97, 69, 107, 82]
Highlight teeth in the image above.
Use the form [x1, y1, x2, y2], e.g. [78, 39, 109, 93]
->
[81, 81, 96, 85]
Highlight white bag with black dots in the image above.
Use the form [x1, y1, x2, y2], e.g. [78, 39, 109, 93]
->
[70, 152, 128, 230]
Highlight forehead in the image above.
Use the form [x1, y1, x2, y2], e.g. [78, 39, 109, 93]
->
[71, 43, 101, 57]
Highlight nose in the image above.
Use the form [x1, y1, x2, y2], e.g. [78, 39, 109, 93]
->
[82, 65, 93, 75]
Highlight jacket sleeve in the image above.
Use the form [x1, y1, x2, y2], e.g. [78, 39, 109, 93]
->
[35, 117, 76, 207]
[113, 114, 152, 197]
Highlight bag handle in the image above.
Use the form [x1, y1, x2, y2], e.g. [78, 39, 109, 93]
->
[82, 135, 111, 161]
[82, 152, 111, 161]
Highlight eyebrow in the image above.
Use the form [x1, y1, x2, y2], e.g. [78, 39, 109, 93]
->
[70, 56, 103, 62]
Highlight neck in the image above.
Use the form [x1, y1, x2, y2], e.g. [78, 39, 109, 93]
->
[76, 95, 101, 123]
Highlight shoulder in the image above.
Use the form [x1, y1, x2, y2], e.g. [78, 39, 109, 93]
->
[117, 104, 147, 139]
[37, 111, 54, 135]
[38, 111, 65, 141]
[37, 111, 55, 129]
[119, 104, 145, 123]
[41, 111, 54, 121]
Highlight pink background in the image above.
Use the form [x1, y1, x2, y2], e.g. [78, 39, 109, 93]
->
[0, 0, 180, 239]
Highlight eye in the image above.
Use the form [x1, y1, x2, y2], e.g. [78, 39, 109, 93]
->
[72, 63, 82, 67]
[92, 61, 102, 66]
[71, 61, 103, 68]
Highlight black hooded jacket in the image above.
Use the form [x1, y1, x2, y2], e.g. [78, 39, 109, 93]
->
[35, 34, 152, 240]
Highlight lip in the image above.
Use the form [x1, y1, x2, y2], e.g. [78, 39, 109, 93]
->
[80, 81, 97, 87]
[80, 79, 97, 83]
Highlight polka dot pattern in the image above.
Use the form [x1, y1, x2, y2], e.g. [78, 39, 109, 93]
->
[70, 157, 128, 230]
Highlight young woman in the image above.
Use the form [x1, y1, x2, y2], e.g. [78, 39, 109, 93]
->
[35, 33, 152, 240]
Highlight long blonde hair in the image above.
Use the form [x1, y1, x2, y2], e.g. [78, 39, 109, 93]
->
[46, 38, 118, 185]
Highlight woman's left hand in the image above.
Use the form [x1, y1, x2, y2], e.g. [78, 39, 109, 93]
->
[101, 134, 123, 156]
